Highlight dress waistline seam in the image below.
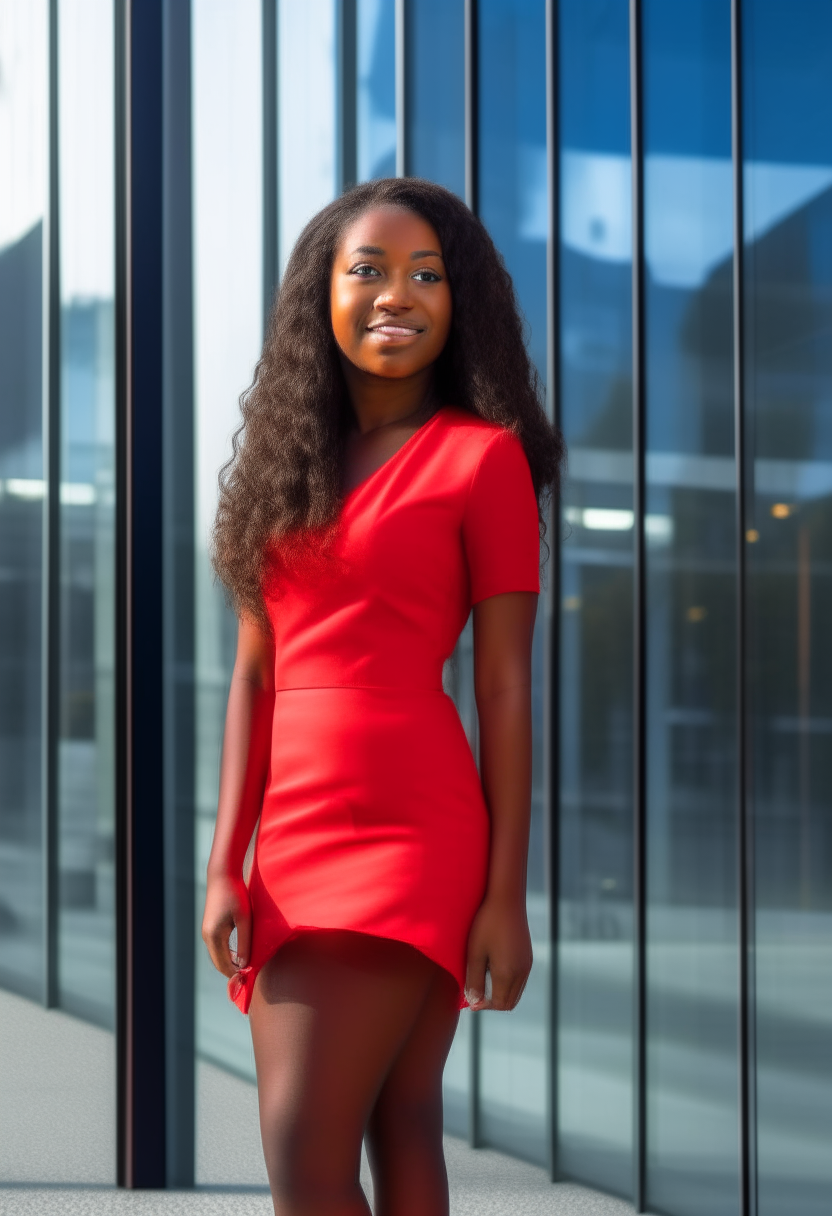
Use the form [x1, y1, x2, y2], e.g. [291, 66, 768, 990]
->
[274, 684, 446, 694]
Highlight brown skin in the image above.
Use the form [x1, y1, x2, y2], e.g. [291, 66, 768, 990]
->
[202, 205, 535, 1014]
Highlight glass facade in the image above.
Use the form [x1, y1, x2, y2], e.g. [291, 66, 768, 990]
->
[557, 0, 634, 1193]
[744, 5, 832, 1214]
[2, 2, 832, 1211]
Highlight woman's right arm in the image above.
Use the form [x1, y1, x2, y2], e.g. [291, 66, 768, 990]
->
[201, 612, 276, 978]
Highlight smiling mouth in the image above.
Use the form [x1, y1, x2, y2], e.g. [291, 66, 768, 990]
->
[367, 324, 424, 337]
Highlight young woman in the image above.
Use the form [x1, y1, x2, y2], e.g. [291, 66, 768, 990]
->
[202, 177, 563, 1216]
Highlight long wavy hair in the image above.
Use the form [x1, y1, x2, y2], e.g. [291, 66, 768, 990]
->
[212, 177, 565, 627]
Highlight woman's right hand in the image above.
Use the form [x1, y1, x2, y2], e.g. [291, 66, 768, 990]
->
[202, 872, 252, 978]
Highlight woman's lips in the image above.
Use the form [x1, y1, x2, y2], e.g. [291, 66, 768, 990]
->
[367, 324, 423, 339]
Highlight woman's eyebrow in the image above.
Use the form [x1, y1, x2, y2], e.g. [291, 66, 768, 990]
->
[348, 246, 442, 259]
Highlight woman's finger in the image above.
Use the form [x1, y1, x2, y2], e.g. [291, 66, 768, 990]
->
[464, 950, 489, 1008]
[233, 910, 251, 970]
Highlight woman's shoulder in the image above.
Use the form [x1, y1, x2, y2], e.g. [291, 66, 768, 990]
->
[435, 405, 520, 454]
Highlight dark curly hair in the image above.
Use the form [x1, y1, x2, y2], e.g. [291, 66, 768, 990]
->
[212, 177, 565, 626]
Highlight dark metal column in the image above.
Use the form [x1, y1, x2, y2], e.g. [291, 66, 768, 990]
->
[731, 3, 756, 1213]
[395, 0, 407, 177]
[43, 0, 62, 1011]
[338, 0, 358, 192]
[162, 0, 196, 1187]
[544, 0, 562, 1183]
[464, 0, 478, 214]
[115, 0, 168, 1187]
[629, 0, 647, 1210]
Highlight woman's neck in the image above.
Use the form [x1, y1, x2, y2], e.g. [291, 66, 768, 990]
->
[341, 362, 439, 436]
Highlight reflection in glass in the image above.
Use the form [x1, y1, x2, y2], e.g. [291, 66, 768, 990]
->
[357, 0, 396, 181]
[557, 0, 633, 1195]
[477, 0, 548, 1165]
[0, 0, 48, 1001]
[278, 0, 337, 275]
[642, 4, 739, 1213]
[56, 0, 117, 1030]
[405, 0, 464, 195]
[744, 3, 832, 1212]
[192, 0, 263, 1114]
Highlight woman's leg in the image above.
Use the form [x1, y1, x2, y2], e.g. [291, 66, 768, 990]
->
[364, 964, 460, 1216]
[248, 930, 442, 1216]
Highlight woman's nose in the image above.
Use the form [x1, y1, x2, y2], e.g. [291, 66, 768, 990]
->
[374, 273, 413, 309]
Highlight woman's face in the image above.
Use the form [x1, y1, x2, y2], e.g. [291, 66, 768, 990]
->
[330, 206, 452, 381]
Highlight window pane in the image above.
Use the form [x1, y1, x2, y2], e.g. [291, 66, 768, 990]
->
[477, 0, 549, 1166]
[557, 0, 634, 1195]
[405, 0, 464, 195]
[743, 4, 832, 1213]
[357, 0, 396, 181]
[0, 0, 47, 1003]
[56, 0, 117, 1032]
[278, 0, 337, 275]
[642, 4, 740, 1213]
[191, 0, 263, 1171]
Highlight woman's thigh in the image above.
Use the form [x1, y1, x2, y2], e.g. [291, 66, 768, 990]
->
[365, 964, 460, 1214]
[248, 930, 442, 1207]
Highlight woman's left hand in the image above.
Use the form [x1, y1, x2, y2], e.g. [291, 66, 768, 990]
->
[464, 893, 533, 1011]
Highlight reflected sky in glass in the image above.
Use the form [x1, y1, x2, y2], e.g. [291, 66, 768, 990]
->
[476, 0, 549, 1167]
[56, 0, 117, 1032]
[191, 0, 264, 1137]
[0, 0, 48, 1003]
[557, 0, 634, 1197]
[406, 0, 464, 195]
[278, 0, 337, 275]
[357, 0, 396, 181]
[642, 5, 740, 1214]
[744, 4, 832, 1213]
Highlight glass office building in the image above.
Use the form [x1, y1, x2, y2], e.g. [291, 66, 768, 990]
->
[1, 2, 830, 1212]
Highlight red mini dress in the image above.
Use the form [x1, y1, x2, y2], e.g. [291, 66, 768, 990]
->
[228, 405, 540, 1014]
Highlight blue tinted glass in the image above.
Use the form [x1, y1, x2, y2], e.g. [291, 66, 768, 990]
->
[406, 0, 464, 195]
[191, 0, 264, 1172]
[56, 0, 117, 1030]
[477, 0, 549, 1166]
[744, 4, 832, 1213]
[0, 0, 47, 1004]
[557, 0, 634, 1196]
[643, 4, 740, 1213]
[357, 0, 396, 181]
[278, 0, 337, 274]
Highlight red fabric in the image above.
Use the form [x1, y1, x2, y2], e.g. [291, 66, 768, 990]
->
[229, 406, 540, 1014]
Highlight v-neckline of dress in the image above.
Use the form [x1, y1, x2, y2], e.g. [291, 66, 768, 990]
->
[340, 405, 447, 508]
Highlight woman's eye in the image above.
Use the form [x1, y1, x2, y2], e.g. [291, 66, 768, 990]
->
[412, 269, 441, 282]
[350, 264, 380, 277]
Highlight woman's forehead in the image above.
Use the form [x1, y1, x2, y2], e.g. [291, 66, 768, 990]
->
[338, 206, 442, 256]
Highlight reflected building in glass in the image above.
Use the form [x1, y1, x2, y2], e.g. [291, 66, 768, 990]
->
[1, 1, 830, 1211]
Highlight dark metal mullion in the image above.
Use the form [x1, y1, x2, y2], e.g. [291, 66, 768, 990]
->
[464, 0, 481, 1151]
[43, 0, 62, 1011]
[732, 3, 755, 1213]
[114, 0, 130, 1186]
[395, 0, 407, 177]
[116, 0, 167, 1188]
[544, 0, 561, 1184]
[162, 0, 196, 1187]
[338, 0, 357, 192]
[464, 0, 478, 214]
[262, 0, 278, 319]
[629, 0, 647, 1210]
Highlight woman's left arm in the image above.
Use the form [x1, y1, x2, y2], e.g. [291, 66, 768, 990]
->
[464, 589, 538, 1012]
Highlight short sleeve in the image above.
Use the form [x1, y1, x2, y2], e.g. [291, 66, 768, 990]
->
[462, 431, 540, 605]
